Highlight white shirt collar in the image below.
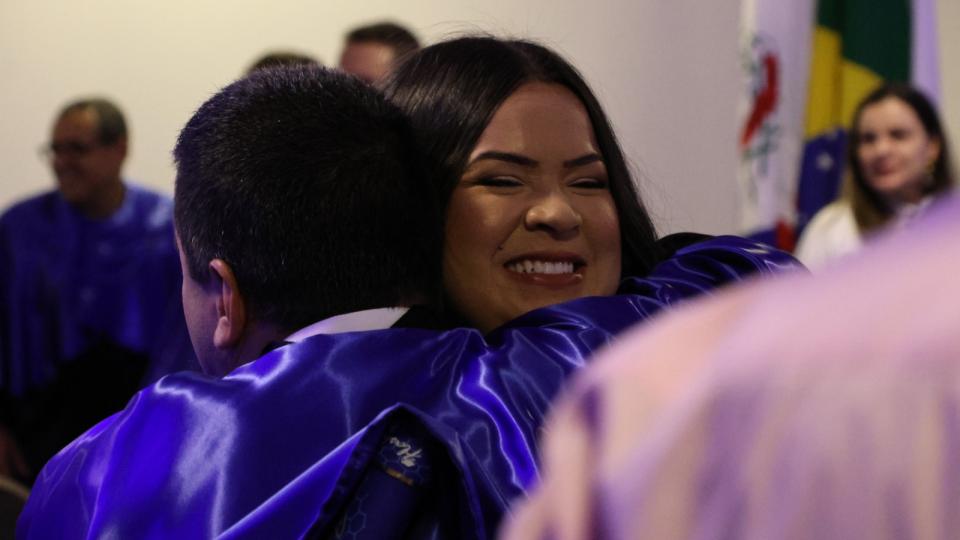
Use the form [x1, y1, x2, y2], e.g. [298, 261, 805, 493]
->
[284, 307, 410, 343]
[892, 195, 935, 228]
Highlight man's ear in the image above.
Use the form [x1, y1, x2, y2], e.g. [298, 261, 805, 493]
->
[209, 258, 246, 349]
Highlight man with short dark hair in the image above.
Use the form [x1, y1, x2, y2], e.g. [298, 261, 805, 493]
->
[339, 21, 420, 84]
[171, 65, 440, 375]
[0, 98, 195, 483]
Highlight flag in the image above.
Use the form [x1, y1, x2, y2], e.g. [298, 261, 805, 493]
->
[739, 0, 940, 250]
[737, 0, 816, 250]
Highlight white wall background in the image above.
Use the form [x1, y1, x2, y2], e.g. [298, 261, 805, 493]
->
[1, 0, 958, 235]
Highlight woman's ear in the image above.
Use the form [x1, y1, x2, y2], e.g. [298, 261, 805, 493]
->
[208, 258, 246, 349]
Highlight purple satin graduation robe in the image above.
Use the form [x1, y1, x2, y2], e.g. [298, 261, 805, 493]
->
[18, 237, 797, 539]
[0, 184, 196, 394]
[0, 185, 198, 480]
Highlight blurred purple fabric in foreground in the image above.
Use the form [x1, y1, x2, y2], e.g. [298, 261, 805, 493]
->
[504, 196, 960, 540]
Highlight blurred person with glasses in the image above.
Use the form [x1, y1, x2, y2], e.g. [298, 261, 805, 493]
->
[0, 97, 196, 490]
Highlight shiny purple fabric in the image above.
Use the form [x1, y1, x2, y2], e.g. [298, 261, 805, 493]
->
[0, 185, 197, 394]
[18, 237, 798, 539]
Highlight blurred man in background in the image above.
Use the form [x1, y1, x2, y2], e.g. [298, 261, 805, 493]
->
[338, 21, 419, 84]
[0, 97, 195, 484]
[247, 50, 321, 74]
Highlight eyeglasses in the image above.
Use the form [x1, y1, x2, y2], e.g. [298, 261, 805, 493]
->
[38, 140, 102, 160]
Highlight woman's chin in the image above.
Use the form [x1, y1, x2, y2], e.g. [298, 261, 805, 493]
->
[868, 177, 928, 205]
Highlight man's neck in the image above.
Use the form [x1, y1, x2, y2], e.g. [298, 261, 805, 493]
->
[215, 322, 289, 376]
[77, 180, 126, 220]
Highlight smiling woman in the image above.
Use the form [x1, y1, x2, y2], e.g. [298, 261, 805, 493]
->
[444, 82, 623, 332]
[383, 37, 663, 332]
[384, 37, 804, 333]
[383, 37, 801, 332]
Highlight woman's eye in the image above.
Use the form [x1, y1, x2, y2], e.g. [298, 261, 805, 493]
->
[889, 129, 909, 140]
[570, 177, 608, 189]
[477, 176, 523, 188]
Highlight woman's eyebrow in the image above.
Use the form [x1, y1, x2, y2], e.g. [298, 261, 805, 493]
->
[467, 152, 604, 169]
[563, 153, 603, 168]
[469, 151, 538, 167]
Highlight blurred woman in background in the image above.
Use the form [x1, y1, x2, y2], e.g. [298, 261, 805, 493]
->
[796, 82, 955, 269]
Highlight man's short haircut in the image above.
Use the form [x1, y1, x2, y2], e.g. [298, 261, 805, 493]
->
[57, 98, 127, 145]
[173, 66, 440, 330]
[346, 22, 420, 59]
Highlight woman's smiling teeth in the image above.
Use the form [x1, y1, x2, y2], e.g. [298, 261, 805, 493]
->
[506, 260, 576, 274]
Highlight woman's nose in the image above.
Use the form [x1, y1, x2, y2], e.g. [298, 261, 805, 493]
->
[524, 192, 582, 237]
[871, 136, 893, 156]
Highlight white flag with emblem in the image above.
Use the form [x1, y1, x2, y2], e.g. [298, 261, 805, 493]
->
[737, 0, 816, 239]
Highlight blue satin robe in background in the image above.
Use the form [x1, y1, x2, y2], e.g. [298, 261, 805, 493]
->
[18, 237, 797, 539]
[0, 185, 198, 478]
